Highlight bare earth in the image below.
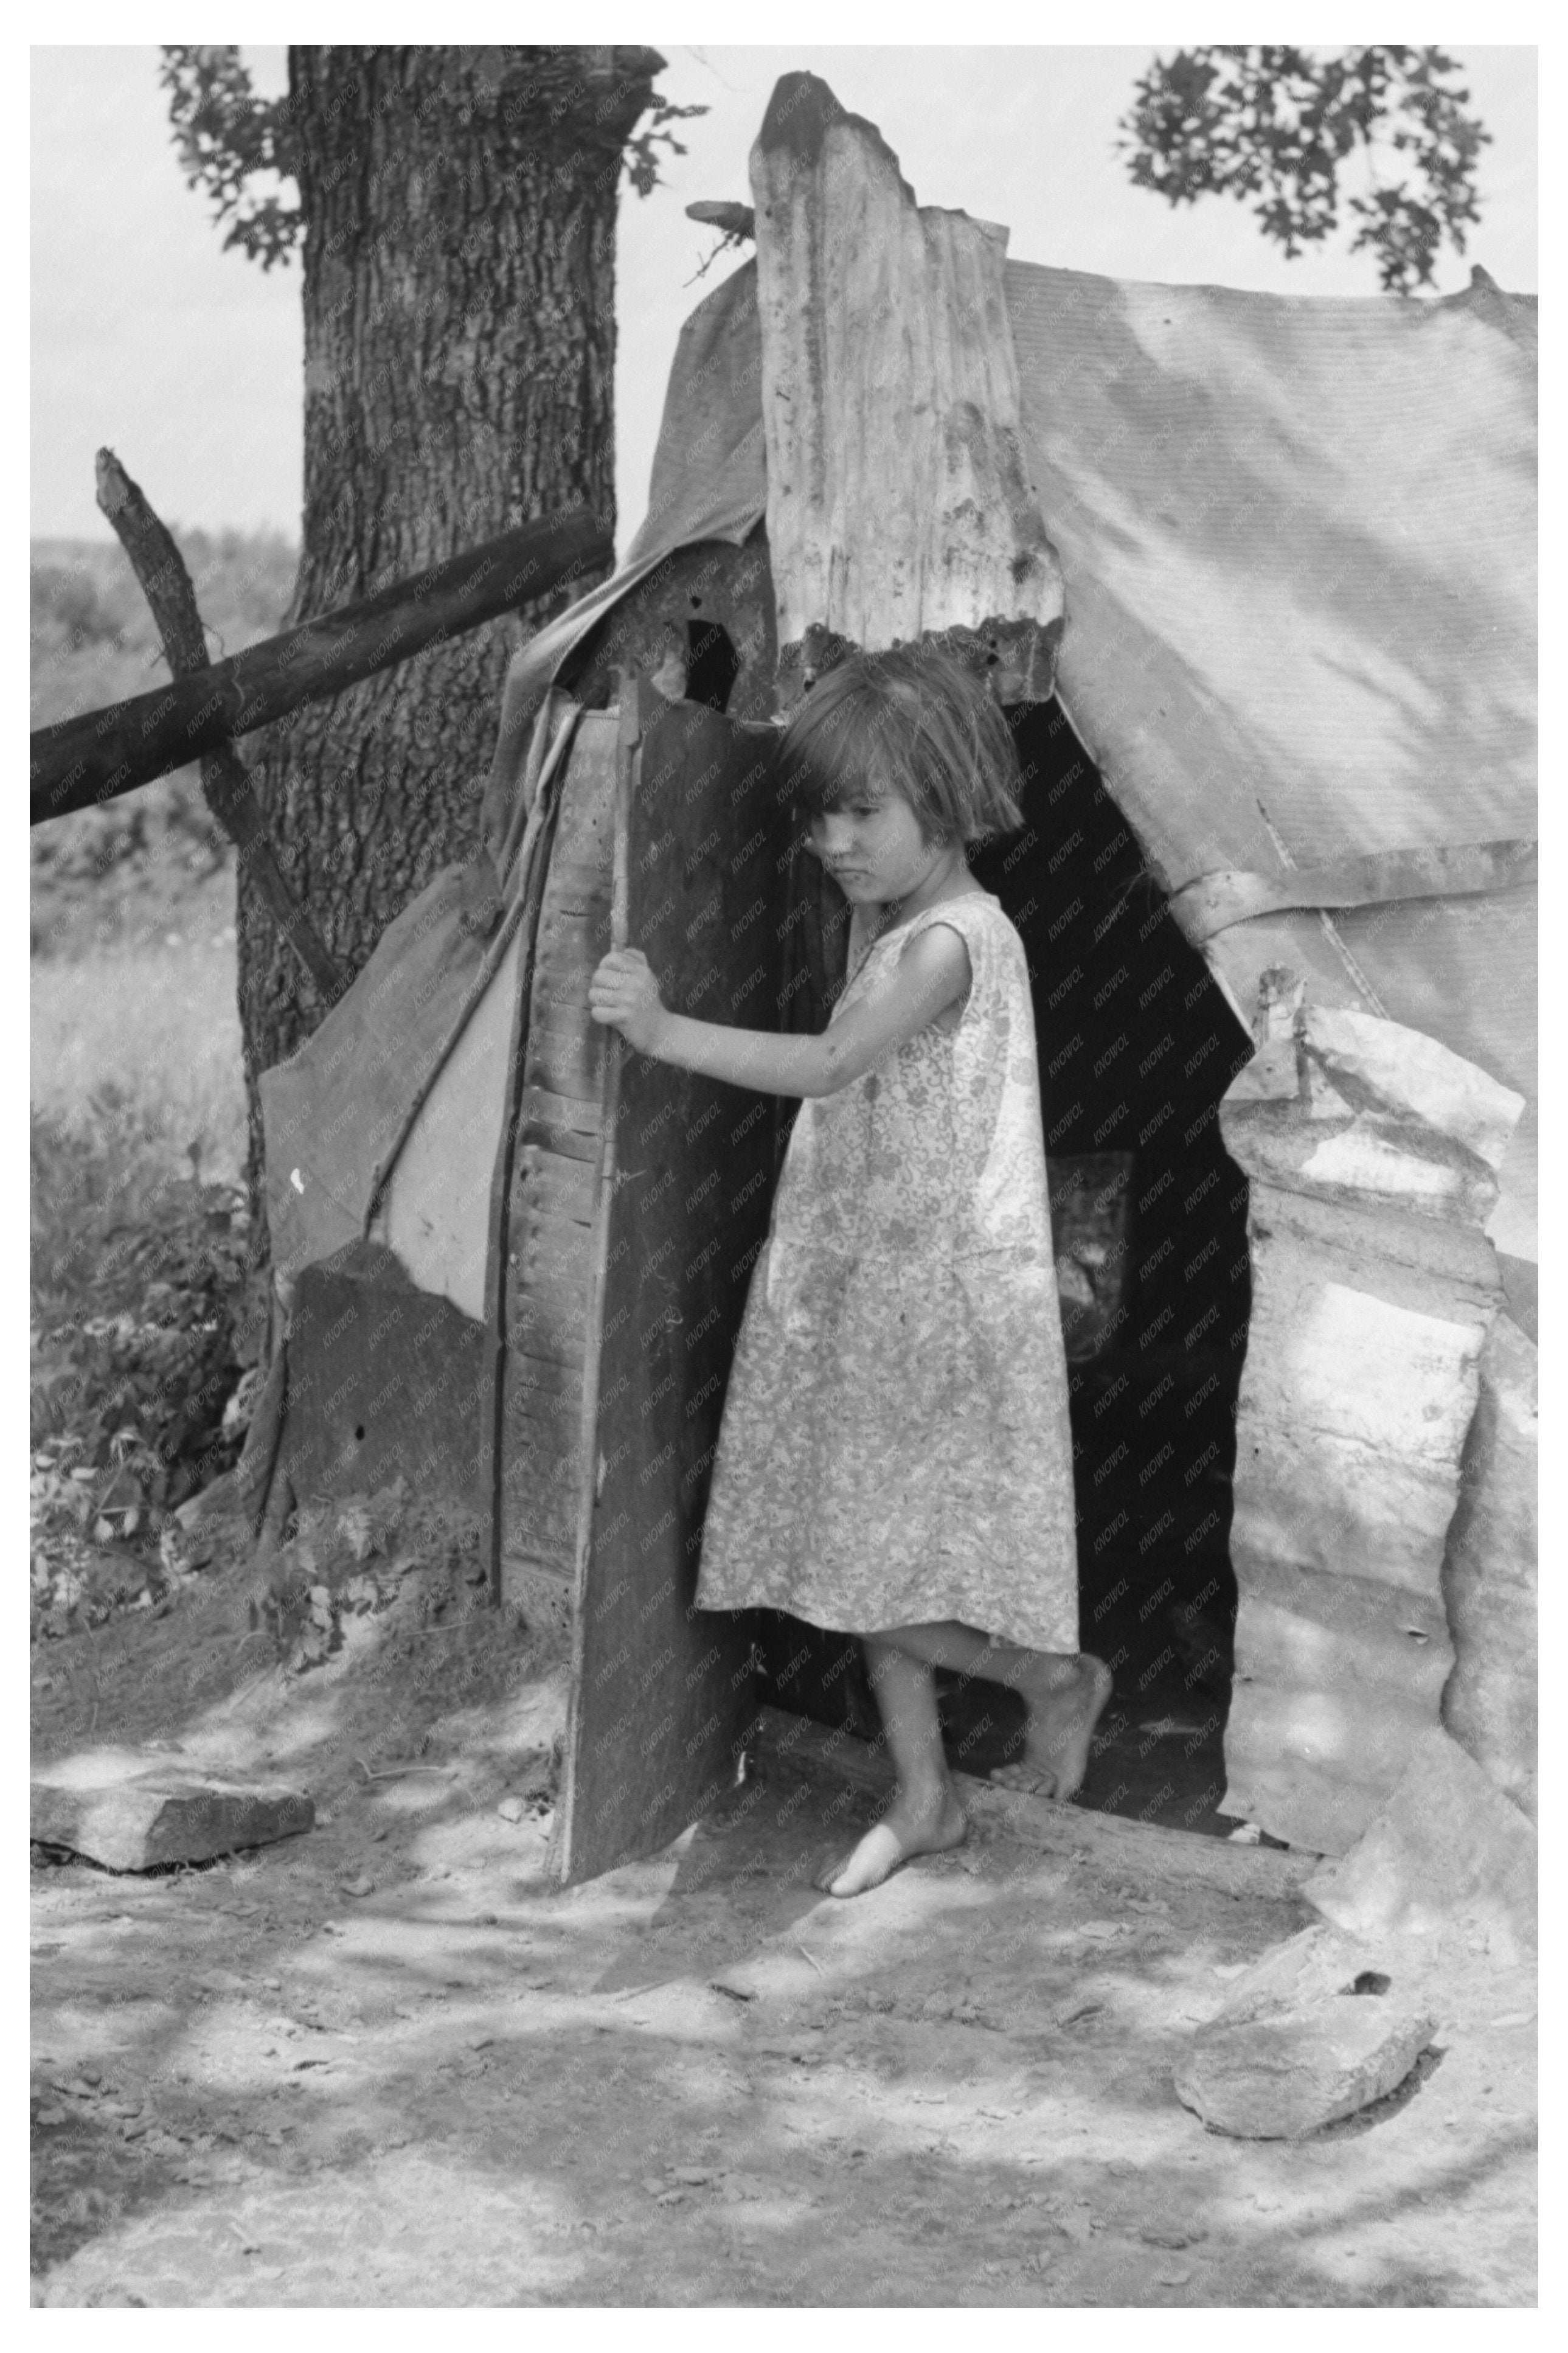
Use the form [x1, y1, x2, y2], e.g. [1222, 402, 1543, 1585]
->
[30, 1562, 1536, 2308]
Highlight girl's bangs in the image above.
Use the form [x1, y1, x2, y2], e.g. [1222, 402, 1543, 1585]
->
[780, 680, 907, 814]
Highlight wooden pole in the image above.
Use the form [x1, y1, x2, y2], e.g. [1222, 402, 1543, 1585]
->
[94, 451, 343, 1002]
[555, 682, 648, 1884]
[31, 502, 612, 825]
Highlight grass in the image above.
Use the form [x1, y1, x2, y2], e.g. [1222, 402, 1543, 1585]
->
[30, 930, 248, 1185]
[29, 532, 289, 1626]
[30, 928, 255, 1627]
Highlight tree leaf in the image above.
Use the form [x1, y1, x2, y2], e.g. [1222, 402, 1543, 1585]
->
[1119, 44, 1490, 293]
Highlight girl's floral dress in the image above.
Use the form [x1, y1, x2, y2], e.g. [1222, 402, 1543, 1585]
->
[696, 891, 1079, 1651]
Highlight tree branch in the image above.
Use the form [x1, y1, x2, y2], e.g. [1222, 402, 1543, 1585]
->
[32, 502, 612, 824]
[94, 449, 344, 1003]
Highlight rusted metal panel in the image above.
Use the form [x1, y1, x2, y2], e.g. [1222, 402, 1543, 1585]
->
[554, 701, 797, 1884]
[564, 530, 779, 726]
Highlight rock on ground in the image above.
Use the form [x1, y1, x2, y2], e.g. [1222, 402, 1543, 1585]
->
[1173, 1997, 1436, 2140]
[31, 1750, 313, 1872]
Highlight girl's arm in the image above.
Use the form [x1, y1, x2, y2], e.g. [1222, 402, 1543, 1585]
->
[588, 925, 972, 1099]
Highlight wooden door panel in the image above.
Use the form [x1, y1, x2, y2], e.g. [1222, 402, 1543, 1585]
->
[555, 700, 797, 1884]
[492, 714, 618, 1629]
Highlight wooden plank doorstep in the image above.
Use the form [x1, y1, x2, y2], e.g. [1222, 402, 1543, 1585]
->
[754, 1705, 1318, 1901]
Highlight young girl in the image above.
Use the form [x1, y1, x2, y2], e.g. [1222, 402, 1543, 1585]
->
[589, 647, 1111, 1898]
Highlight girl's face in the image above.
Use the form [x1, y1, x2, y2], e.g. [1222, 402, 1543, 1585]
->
[807, 788, 945, 906]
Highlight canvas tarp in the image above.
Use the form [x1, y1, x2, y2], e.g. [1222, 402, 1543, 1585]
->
[501, 251, 1536, 1260]
[259, 857, 510, 1304]
[1006, 263, 1537, 1262]
[479, 260, 768, 860]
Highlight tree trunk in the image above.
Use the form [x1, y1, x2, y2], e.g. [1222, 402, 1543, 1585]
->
[240, 44, 661, 1220]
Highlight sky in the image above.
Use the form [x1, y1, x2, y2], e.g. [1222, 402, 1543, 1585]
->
[31, 42, 1539, 554]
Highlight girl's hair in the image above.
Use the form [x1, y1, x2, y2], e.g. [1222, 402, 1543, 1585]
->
[777, 645, 1025, 844]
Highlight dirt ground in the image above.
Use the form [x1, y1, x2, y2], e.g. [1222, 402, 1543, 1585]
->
[30, 1554, 1537, 2308]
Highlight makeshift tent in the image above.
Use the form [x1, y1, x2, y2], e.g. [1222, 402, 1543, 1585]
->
[255, 74, 1536, 1883]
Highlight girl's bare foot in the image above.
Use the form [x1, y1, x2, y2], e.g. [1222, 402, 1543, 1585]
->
[813, 1786, 968, 1898]
[991, 1655, 1114, 1801]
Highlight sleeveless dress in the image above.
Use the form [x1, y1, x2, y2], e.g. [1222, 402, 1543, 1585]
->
[695, 891, 1080, 1652]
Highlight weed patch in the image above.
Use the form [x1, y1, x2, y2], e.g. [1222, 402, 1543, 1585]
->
[30, 1097, 262, 1637]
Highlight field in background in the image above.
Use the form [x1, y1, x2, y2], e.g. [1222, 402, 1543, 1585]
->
[30, 528, 288, 1166]
[30, 936, 248, 1183]
[30, 535, 283, 1620]
[30, 528, 297, 730]
[30, 530, 295, 963]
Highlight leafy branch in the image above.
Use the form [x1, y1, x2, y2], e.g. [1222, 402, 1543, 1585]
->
[160, 47, 706, 265]
[1120, 46, 1491, 294]
[161, 45, 304, 269]
[625, 94, 710, 199]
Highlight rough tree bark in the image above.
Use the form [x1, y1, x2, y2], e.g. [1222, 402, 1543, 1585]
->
[240, 44, 662, 1216]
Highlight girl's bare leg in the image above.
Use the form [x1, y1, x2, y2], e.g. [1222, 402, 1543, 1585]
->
[879, 1621, 1113, 1801]
[813, 1640, 968, 1898]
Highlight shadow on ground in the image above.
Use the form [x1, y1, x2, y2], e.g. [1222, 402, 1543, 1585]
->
[32, 1731, 1538, 2307]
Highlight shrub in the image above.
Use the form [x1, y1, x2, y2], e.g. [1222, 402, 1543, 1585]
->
[30, 1095, 263, 1587]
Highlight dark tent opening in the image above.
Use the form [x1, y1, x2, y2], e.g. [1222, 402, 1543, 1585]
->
[760, 697, 1255, 1837]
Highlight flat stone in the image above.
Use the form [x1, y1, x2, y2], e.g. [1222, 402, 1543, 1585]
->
[30, 1750, 313, 1872]
[1202, 1921, 1378, 2023]
[1173, 1998, 1435, 2139]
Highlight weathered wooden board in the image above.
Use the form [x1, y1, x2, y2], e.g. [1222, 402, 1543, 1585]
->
[491, 715, 619, 1624]
[749, 71, 1064, 698]
[554, 702, 798, 1884]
